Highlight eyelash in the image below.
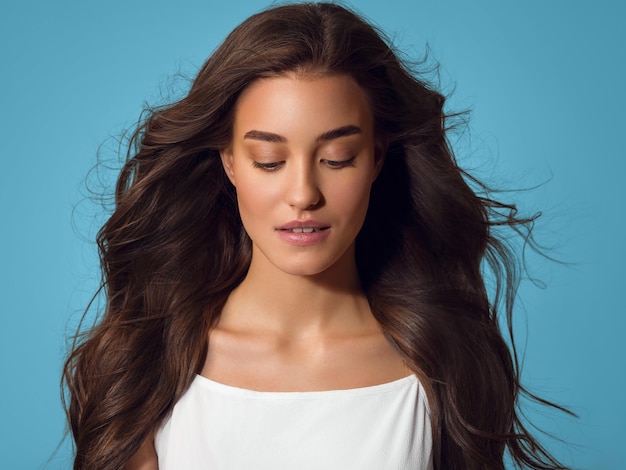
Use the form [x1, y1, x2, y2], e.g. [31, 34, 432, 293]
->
[252, 161, 282, 171]
[252, 157, 356, 172]
[323, 156, 356, 169]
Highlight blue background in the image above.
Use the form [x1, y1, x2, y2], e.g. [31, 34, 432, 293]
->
[1, 1, 623, 468]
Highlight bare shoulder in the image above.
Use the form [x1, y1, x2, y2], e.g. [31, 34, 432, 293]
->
[125, 436, 158, 470]
[334, 329, 411, 384]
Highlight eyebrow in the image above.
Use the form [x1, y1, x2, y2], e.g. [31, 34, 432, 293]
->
[243, 130, 286, 143]
[243, 125, 362, 143]
[316, 125, 362, 142]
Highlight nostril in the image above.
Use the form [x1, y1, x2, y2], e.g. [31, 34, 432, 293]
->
[286, 182, 322, 209]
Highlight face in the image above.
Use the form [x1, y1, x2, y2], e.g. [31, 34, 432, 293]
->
[220, 73, 383, 278]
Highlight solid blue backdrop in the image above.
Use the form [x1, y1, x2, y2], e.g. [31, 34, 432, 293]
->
[1, 1, 623, 468]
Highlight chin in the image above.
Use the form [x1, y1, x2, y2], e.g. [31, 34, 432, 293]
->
[266, 248, 352, 278]
[271, 260, 338, 278]
[251, 239, 357, 279]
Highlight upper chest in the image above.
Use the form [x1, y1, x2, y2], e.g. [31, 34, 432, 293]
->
[200, 327, 410, 392]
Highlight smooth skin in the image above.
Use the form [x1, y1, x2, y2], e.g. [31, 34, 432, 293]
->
[126, 73, 409, 468]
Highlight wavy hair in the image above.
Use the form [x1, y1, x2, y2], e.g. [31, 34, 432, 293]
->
[63, 3, 571, 469]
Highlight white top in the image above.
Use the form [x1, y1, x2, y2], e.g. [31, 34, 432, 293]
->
[155, 374, 433, 470]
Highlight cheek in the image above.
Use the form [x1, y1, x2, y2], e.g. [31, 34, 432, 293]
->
[327, 176, 373, 222]
[233, 174, 280, 225]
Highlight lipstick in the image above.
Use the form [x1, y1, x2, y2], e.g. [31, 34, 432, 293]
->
[276, 220, 331, 246]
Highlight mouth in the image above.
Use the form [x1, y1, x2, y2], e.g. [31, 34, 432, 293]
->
[275, 221, 331, 246]
[280, 227, 328, 233]
[276, 220, 330, 232]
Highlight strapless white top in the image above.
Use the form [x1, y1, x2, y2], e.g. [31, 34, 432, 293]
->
[155, 374, 433, 469]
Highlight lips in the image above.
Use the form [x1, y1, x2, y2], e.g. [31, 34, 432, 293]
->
[276, 220, 331, 245]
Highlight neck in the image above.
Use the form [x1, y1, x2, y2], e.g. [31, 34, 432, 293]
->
[218, 247, 376, 338]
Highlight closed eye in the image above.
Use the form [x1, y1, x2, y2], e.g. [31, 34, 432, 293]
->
[323, 156, 356, 169]
[252, 161, 283, 171]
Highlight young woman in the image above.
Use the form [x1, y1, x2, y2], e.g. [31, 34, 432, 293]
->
[64, 2, 570, 469]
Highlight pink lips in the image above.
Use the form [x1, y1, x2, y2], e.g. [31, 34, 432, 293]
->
[276, 220, 331, 246]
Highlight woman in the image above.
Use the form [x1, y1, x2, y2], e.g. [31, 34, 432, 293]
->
[64, 2, 570, 469]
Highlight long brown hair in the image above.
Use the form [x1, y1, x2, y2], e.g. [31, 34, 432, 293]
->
[63, 3, 571, 468]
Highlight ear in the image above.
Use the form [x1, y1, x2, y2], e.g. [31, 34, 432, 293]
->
[219, 147, 236, 186]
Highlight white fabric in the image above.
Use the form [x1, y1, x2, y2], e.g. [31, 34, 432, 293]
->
[155, 373, 433, 470]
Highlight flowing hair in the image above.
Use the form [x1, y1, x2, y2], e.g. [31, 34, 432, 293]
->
[63, 3, 571, 469]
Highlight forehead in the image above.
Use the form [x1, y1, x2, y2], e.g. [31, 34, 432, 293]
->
[232, 74, 374, 139]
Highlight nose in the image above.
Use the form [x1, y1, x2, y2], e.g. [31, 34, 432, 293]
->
[285, 161, 322, 210]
